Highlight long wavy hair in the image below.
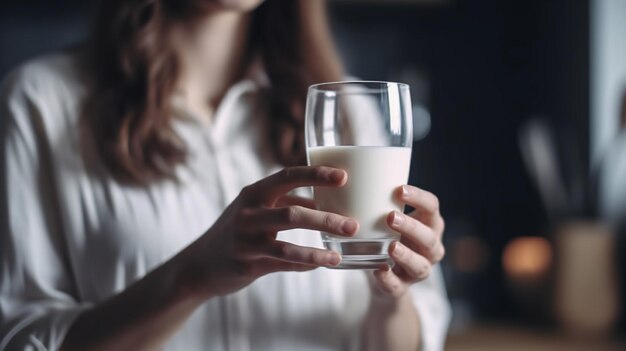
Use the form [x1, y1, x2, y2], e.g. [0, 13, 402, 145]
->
[83, 0, 343, 184]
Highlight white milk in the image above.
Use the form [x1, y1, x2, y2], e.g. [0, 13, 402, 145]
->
[307, 146, 412, 240]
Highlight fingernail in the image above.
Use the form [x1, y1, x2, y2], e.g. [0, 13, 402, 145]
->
[330, 170, 345, 183]
[393, 242, 404, 256]
[391, 211, 404, 227]
[342, 220, 358, 234]
[401, 185, 410, 198]
[328, 253, 341, 266]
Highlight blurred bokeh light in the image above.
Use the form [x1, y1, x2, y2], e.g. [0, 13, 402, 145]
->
[502, 236, 552, 279]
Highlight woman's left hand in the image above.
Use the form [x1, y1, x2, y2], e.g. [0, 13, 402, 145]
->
[369, 185, 445, 300]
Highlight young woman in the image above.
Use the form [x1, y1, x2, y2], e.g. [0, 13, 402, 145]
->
[0, 0, 450, 350]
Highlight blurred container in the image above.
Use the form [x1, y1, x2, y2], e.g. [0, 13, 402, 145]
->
[554, 221, 620, 337]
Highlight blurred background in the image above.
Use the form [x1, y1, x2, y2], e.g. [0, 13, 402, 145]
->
[1, 0, 625, 349]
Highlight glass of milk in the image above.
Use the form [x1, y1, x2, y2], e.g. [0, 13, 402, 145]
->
[305, 81, 413, 269]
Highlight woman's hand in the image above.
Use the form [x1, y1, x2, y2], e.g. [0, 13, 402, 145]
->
[61, 166, 357, 351]
[369, 185, 445, 301]
[180, 166, 359, 300]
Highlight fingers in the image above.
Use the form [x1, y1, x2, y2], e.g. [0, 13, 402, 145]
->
[242, 166, 346, 206]
[242, 206, 359, 237]
[259, 258, 319, 274]
[387, 211, 445, 264]
[391, 185, 445, 263]
[372, 268, 408, 298]
[275, 194, 316, 209]
[397, 185, 444, 230]
[389, 241, 432, 282]
[239, 241, 340, 267]
[398, 185, 439, 214]
[264, 241, 341, 266]
[370, 242, 433, 298]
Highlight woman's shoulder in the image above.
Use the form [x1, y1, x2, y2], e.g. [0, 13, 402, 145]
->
[1, 50, 90, 133]
[1, 50, 89, 112]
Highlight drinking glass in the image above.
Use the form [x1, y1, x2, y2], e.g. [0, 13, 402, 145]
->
[305, 81, 413, 269]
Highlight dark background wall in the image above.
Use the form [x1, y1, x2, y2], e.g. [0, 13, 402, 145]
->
[0, 0, 90, 76]
[0, 0, 591, 324]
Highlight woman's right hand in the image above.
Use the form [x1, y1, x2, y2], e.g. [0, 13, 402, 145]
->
[60, 166, 356, 350]
[179, 166, 358, 300]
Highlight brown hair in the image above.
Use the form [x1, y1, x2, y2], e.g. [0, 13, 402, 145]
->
[84, 0, 343, 184]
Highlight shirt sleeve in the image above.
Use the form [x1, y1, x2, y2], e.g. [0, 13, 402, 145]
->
[410, 264, 451, 351]
[0, 66, 90, 350]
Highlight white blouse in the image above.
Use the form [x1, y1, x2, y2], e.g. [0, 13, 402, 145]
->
[0, 53, 451, 351]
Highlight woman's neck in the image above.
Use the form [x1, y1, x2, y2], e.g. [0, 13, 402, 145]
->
[172, 10, 251, 122]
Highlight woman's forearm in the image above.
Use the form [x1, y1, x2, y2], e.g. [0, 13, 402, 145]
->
[361, 293, 421, 351]
[60, 250, 203, 351]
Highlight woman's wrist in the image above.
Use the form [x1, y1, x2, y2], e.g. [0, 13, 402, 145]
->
[168, 242, 215, 304]
[369, 288, 413, 314]
[362, 278, 421, 351]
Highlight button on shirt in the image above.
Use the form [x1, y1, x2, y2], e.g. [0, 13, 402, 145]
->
[0, 53, 451, 351]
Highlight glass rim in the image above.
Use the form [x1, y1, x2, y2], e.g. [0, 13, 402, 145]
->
[308, 80, 410, 94]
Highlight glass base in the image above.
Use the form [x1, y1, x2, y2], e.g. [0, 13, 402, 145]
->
[323, 237, 395, 270]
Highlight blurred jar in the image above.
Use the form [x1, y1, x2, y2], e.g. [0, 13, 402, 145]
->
[554, 221, 620, 337]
